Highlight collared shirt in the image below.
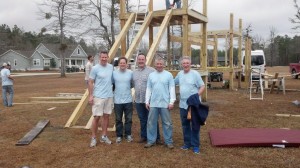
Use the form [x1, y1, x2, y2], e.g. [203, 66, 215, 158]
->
[89, 63, 113, 98]
[113, 69, 133, 104]
[133, 66, 155, 103]
[145, 70, 176, 108]
[174, 69, 204, 109]
[1, 68, 13, 86]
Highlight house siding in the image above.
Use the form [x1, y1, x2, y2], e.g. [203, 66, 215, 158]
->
[0, 51, 29, 71]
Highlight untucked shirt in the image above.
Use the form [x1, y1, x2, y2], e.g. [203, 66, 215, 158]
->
[174, 69, 204, 109]
[1, 68, 13, 86]
[113, 69, 133, 104]
[133, 66, 155, 103]
[85, 61, 93, 80]
[89, 63, 113, 98]
[145, 70, 176, 108]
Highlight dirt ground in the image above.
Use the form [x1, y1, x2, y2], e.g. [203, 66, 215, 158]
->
[0, 66, 299, 168]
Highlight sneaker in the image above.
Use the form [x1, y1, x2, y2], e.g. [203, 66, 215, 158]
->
[89, 137, 97, 147]
[116, 137, 122, 143]
[193, 147, 200, 154]
[144, 143, 155, 148]
[100, 135, 112, 144]
[180, 145, 190, 150]
[126, 135, 133, 142]
[166, 144, 174, 149]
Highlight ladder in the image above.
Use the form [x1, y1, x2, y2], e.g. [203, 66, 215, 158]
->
[249, 68, 264, 100]
[129, 0, 148, 69]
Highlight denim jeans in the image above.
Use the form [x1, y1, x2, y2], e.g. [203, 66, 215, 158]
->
[165, 0, 170, 9]
[180, 108, 200, 148]
[135, 103, 160, 140]
[147, 107, 173, 145]
[114, 103, 133, 137]
[2, 85, 14, 107]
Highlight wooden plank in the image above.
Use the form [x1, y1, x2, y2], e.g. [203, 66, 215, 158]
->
[108, 13, 135, 62]
[146, 9, 173, 65]
[16, 119, 50, 146]
[85, 115, 94, 129]
[70, 125, 116, 131]
[31, 101, 70, 104]
[125, 11, 154, 60]
[31, 97, 81, 100]
[64, 90, 89, 128]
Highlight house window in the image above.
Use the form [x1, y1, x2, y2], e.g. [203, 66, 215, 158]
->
[44, 59, 50, 66]
[14, 59, 17, 66]
[77, 49, 80, 55]
[33, 59, 40, 66]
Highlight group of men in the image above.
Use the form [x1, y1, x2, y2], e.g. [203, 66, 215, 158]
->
[86, 51, 205, 154]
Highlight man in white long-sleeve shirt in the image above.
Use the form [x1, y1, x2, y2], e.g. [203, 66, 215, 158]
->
[144, 57, 176, 149]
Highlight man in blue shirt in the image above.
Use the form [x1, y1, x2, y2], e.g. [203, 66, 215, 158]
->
[144, 57, 176, 149]
[112, 57, 133, 143]
[1, 63, 14, 107]
[88, 51, 114, 147]
[174, 56, 205, 154]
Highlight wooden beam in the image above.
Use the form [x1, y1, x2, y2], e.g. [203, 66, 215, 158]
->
[125, 12, 154, 60]
[146, 10, 173, 65]
[170, 35, 215, 46]
[108, 13, 135, 62]
[64, 90, 89, 128]
[16, 119, 50, 146]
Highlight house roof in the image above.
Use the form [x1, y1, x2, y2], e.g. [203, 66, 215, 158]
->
[14, 50, 34, 58]
[0, 49, 30, 60]
[43, 43, 86, 58]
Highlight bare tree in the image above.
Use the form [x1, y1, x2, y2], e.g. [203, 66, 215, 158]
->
[252, 34, 266, 50]
[38, 0, 83, 77]
[269, 26, 277, 67]
[290, 0, 300, 31]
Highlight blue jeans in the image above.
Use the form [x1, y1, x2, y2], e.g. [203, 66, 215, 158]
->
[165, 0, 171, 9]
[135, 103, 160, 140]
[114, 103, 133, 137]
[174, 0, 181, 8]
[2, 85, 14, 107]
[147, 107, 173, 145]
[180, 108, 200, 148]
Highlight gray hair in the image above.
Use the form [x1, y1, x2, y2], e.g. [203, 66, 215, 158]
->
[180, 56, 191, 64]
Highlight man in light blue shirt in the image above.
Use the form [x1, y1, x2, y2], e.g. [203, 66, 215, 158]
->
[144, 57, 176, 149]
[88, 51, 114, 147]
[112, 57, 133, 143]
[174, 56, 205, 154]
[1, 63, 14, 107]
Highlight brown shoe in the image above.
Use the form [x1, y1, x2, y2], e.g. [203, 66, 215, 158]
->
[156, 139, 163, 145]
[138, 138, 147, 143]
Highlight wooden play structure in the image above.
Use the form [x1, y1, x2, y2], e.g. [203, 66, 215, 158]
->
[65, 0, 209, 129]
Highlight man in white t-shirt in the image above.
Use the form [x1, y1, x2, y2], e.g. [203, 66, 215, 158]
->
[85, 55, 94, 85]
[1, 63, 14, 107]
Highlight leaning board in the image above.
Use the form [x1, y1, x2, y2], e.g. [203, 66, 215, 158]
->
[16, 119, 50, 146]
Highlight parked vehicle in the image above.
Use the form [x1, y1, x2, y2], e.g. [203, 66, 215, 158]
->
[208, 72, 223, 82]
[236, 50, 266, 81]
[289, 62, 300, 79]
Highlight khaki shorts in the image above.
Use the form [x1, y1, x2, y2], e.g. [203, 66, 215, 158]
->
[92, 97, 113, 116]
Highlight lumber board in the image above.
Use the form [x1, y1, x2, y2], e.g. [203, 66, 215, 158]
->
[146, 9, 173, 65]
[125, 11, 153, 60]
[31, 97, 81, 100]
[70, 125, 116, 131]
[85, 115, 94, 129]
[108, 13, 135, 63]
[64, 90, 89, 128]
[16, 119, 49, 146]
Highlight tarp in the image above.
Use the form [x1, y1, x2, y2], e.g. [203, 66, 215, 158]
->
[209, 128, 300, 147]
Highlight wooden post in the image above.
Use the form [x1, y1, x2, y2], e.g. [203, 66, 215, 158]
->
[229, 13, 234, 90]
[237, 18, 242, 88]
[201, 0, 208, 102]
[120, 0, 126, 56]
[213, 34, 218, 67]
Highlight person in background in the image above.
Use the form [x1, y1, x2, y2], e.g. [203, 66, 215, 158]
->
[85, 55, 94, 86]
[88, 51, 114, 147]
[144, 57, 175, 149]
[1, 63, 14, 107]
[133, 53, 161, 144]
[112, 57, 134, 143]
[174, 56, 205, 154]
[166, 0, 181, 9]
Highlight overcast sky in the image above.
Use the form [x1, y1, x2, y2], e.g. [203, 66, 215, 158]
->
[0, 0, 298, 41]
